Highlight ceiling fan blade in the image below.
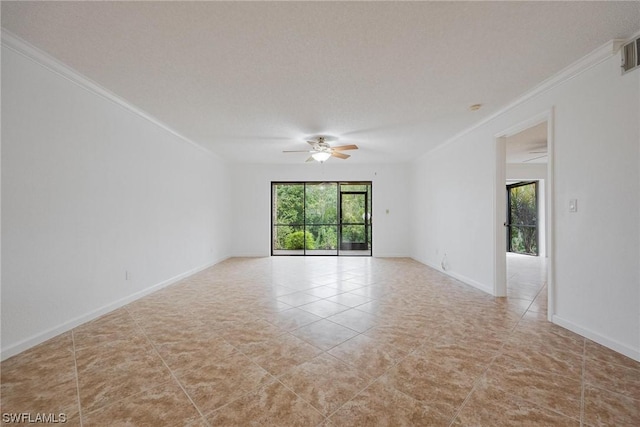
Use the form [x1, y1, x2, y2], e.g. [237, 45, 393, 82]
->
[331, 152, 350, 159]
[331, 144, 358, 151]
[305, 156, 316, 163]
[523, 154, 548, 163]
[283, 150, 313, 153]
[307, 140, 318, 147]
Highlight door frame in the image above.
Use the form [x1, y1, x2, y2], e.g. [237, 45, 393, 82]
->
[339, 190, 370, 251]
[494, 108, 555, 321]
[506, 181, 539, 255]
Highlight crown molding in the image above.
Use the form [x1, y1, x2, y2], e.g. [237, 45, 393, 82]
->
[424, 38, 624, 157]
[1, 29, 214, 157]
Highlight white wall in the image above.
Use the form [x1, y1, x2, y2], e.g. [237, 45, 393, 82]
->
[410, 134, 496, 293]
[411, 45, 640, 360]
[230, 163, 410, 258]
[1, 44, 232, 359]
[506, 163, 547, 180]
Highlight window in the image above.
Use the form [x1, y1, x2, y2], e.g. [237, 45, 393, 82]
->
[271, 182, 372, 256]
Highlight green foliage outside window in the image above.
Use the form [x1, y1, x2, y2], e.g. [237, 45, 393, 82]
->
[273, 182, 371, 252]
[509, 183, 537, 255]
[284, 231, 315, 250]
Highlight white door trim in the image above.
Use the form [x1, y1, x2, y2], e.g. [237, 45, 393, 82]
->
[494, 108, 555, 321]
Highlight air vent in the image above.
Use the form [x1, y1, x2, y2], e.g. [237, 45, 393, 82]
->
[621, 37, 640, 74]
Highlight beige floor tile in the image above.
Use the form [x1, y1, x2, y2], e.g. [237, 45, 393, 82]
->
[328, 379, 451, 426]
[324, 281, 364, 292]
[327, 334, 406, 379]
[241, 333, 323, 377]
[135, 316, 213, 346]
[0, 378, 80, 422]
[279, 353, 370, 416]
[290, 319, 359, 350]
[76, 347, 173, 413]
[507, 322, 585, 357]
[206, 380, 324, 426]
[383, 345, 490, 416]
[82, 380, 201, 426]
[73, 309, 139, 350]
[452, 378, 579, 426]
[185, 416, 211, 427]
[363, 325, 423, 353]
[325, 292, 372, 308]
[175, 352, 272, 414]
[1, 333, 75, 385]
[528, 292, 548, 314]
[484, 355, 582, 420]
[426, 322, 506, 353]
[1, 334, 78, 420]
[155, 334, 238, 375]
[254, 299, 296, 314]
[298, 299, 351, 317]
[277, 291, 322, 307]
[217, 318, 286, 351]
[584, 357, 640, 397]
[352, 300, 381, 314]
[326, 308, 378, 333]
[500, 340, 583, 378]
[304, 285, 343, 298]
[4, 255, 637, 425]
[261, 307, 323, 332]
[269, 285, 299, 297]
[494, 296, 532, 315]
[583, 385, 640, 427]
[348, 284, 389, 299]
[584, 339, 640, 371]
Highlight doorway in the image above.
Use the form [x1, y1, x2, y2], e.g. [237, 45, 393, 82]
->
[494, 112, 553, 320]
[339, 191, 370, 251]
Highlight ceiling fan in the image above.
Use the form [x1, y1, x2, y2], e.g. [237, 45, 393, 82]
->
[283, 136, 358, 162]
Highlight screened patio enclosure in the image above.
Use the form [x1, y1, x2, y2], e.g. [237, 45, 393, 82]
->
[271, 182, 372, 256]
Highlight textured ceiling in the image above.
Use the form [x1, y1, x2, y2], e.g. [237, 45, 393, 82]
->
[506, 122, 548, 164]
[2, 1, 639, 164]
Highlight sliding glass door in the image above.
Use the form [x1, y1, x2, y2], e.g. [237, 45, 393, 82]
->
[339, 183, 372, 255]
[272, 183, 305, 254]
[305, 182, 338, 255]
[271, 182, 372, 256]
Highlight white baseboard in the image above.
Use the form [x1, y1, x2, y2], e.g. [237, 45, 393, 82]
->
[412, 257, 494, 295]
[230, 252, 411, 258]
[1, 256, 228, 361]
[373, 252, 410, 258]
[552, 315, 640, 362]
[231, 252, 270, 258]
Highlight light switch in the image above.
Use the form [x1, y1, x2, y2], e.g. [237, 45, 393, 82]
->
[569, 199, 578, 212]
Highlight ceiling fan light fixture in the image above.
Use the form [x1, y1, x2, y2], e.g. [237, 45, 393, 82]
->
[312, 152, 331, 162]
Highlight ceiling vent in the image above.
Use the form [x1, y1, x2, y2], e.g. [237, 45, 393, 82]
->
[621, 37, 640, 74]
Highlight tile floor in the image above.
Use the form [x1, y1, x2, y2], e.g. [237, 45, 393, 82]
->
[1, 255, 639, 426]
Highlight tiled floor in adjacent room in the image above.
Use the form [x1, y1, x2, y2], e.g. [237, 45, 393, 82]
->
[2, 255, 639, 426]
